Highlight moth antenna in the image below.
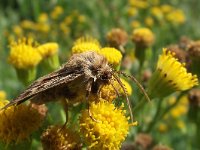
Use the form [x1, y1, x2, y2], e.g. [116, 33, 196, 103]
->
[118, 71, 151, 103]
[110, 79, 120, 98]
[112, 73, 134, 123]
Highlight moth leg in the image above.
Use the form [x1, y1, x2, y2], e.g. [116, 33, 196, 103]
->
[61, 98, 69, 127]
[86, 79, 99, 122]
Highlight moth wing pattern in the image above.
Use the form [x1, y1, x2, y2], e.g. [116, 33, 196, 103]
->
[2, 64, 84, 109]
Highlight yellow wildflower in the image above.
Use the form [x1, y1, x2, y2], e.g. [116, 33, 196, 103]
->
[38, 42, 59, 58]
[99, 47, 122, 66]
[0, 91, 6, 100]
[20, 20, 35, 30]
[127, 7, 138, 17]
[41, 125, 82, 150]
[38, 13, 48, 23]
[59, 22, 70, 35]
[8, 38, 42, 69]
[166, 9, 186, 25]
[0, 100, 45, 144]
[169, 96, 188, 118]
[12, 25, 23, 36]
[129, 0, 149, 9]
[35, 23, 50, 33]
[150, 7, 163, 20]
[64, 16, 73, 25]
[72, 37, 101, 54]
[131, 28, 155, 48]
[79, 99, 130, 150]
[100, 78, 132, 102]
[148, 48, 198, 98]
[145, 17, 154, 27]
[78, 15, 86, 23]
[50, 6, 64, 19]
[160, 5, 173, 14]
[131, 20, 141, 28]
[158, 123, 168, 133]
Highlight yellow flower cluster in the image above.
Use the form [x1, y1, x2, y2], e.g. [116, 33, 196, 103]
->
[128, 1, 186, 28]
[38, 42, 59, 58]
[157, 49, 198, 90]
[0, 101, 44, 143]
[132, 28, 155, 48]
[0, 91, 6, 100]
[148, 48, 198, 98]
[79, 99, 130, 149]
[72, 36, 101, 54]
[168, 96, 188, 119]
[50, 6, 64, 19]
[100, 78, 132, 102]
[166, 10, 186, 25]
[8, 38, 42, 69]
[41, 125, 81, 150]
[99, 47, 122, 66]
[72, 37, 123, 66]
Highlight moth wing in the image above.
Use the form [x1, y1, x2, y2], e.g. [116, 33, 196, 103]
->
[2, 65, 84, 109]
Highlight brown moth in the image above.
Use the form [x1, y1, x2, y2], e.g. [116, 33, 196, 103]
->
[1, 51, 150, 122]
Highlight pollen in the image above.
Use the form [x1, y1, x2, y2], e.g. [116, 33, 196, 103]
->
[131, 28, 155, 48]
[8, 37, 42, 69]
[72, 36, 101, 54]
[79, 99, 130, 149]
[99, 47, 122, 66]
[38, 42, 59, 58]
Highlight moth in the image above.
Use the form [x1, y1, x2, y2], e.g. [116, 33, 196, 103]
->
[1, 51, 150, 122]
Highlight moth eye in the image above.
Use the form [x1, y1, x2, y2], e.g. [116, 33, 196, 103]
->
[100, 74, 108, 80]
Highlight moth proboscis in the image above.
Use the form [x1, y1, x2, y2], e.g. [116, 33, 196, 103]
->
[1, 51, 150, 123]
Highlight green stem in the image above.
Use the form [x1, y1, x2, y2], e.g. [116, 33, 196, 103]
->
[145, 98, 163, 132]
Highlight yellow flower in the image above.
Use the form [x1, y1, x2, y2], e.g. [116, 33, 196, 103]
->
[8, 38, 42, 69]
[99, 47, 122, 66]
[148, 49, 198, 98]
[169, 96, 188, 118]
[79, 99, 131, 150]
[41, 125, 81, 150]
[127, 7, 138, 17]
[166, 9, 186, 25]
[35, 23, 50, 33]
[129, 0, 149, 9]
[145, 17, 154, 27]
[72, 37, 101, 54]
[64, 16, 73, 25]
[0, 91, 6, 100]
[0, 100, 45, 144]
[78, 15, 86, 23]
[100, 78, 132, 102]
[37, 13, 48, 23]
[158, 123, 168, 133]
[160, 5, 173, 14]
[38, 42, 59, 58]
[131, 28, 155, 48]
[50, 6, 64, 19]
[12, 25, 23, 36]
[59, 22, 70, 35]
[131, 20, 141, 28]
[150, 7, 163, 20]
[20, 20, 35, 30]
